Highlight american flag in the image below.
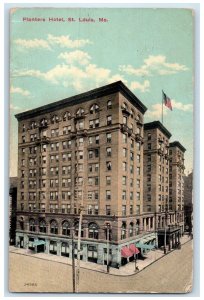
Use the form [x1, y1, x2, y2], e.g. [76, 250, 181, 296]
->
[162, 90, 173, 111]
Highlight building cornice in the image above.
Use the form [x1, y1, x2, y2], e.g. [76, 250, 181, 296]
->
[15, 81, 147, 121]
[169, 141, 186, 152]
[144, 121, 172, 139]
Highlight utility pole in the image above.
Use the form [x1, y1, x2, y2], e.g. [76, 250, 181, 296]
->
[71, 232, 76, 293]
[164, 212, 167, 254]
[106, 222, 110, 273]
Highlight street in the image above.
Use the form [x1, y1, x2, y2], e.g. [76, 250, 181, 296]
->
[9, 240, 193, 293]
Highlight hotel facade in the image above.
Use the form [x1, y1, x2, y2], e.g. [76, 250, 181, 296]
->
[15, 81, 185, 266]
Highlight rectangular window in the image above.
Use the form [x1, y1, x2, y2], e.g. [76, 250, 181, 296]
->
[123, 148, 127, 158]
[79, 120, 84, 130]
[106, 147, 111, 157]
[122, 176, 126, 185]
[95, 135, 99, 144]
[106, 162, 112, 171]
[123, 116, 127, 125]
[106, 133, 112, 143]
[107, 115, 112, 125]
[136, 142, 141, 151]
[106, 190, 111, 200]
[106, 205, 111, 215]
[122, 190, 126, 201]
[122, 205, 126, 216]
[106, 176, 111, 185]
[122, 133, 127, 143]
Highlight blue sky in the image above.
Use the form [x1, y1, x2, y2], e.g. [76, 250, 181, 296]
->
[10, 8, 193, 176]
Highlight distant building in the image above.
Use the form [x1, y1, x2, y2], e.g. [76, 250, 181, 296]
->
[183, 172, 193, 233]
[143, 122, 184, 251]
[9, 177, 18, 245]
[169, 142, 186, 234]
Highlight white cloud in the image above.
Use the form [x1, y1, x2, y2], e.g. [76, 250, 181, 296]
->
[119, 55, 188, 77]
[58, 50, 91, 65]
[14, 63, 113, 92]
[145, 103, 166, 119]
[47, 34, 92, 48]
[10, 103, 21, 111]
[14, 35, 92, 51]
[171, 99, 193, 112]
[10, 86, 30, 96]
[119, 64, 149, 76]
[108, 74, 128, 85]
[129, 80, 150, 93]
[15, 38, 51, 50]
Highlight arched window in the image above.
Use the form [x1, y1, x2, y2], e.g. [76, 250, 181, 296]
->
[121, 222, 126, 239]
[88, 223, 99, 239]
[122, 102, 128, 110]
[74, 222, 84, 237]
[51, 115, 59, 124]
[62, 221, 71, 236]
[63, 111, 71, 121]
[136, 219, 140, 234]
[39, 220, 46, 233]
[30, 121, 37, 129]
[76, 108, 84, 116]
[90, 104, 99, 114]
[130, 109, 135, 118]
[107, 100, 112, 109]
[136, 114, 141, 122]
[40, 118, 48, 127]
[50, 220, 58, 234]
[129, 222, 134, 237]
[29, 219, 36, 232]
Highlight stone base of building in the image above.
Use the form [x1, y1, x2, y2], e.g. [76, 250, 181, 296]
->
[16, 231, 157, 268]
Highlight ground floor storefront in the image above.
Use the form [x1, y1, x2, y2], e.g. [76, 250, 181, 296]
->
[16, 231, 157, 268]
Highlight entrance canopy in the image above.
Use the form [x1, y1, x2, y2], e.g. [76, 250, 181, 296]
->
[33, 240, 46, 246]
[129, 244, 140, 255]
[121, 246, 132, 258]
[136, 242, 155, 250]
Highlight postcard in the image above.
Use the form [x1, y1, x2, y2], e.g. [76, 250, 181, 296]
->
[9, 7, 193, 293]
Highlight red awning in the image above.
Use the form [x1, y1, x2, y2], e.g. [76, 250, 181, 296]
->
[121, 246, 133, 258]
[129, 244, 140, 255]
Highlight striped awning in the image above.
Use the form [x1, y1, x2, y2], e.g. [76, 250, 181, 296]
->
[129, 244, 140, 254]
[121, 246, 133, 258]
[33, 240, 46, 246]
[136, 243, 155, 250]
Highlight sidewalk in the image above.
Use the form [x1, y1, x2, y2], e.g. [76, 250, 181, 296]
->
[9, 234, 192, 277]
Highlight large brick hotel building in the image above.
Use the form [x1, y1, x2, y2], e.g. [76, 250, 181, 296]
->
[15, 81, 185, 266]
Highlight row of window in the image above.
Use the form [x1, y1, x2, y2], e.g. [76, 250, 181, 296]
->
[23, 101, 142, 131]
[22, 189, 141, 202]
[146, 175, 169, 183]
[21, 161, 141, 178]
[146, 184, 169, 193]
[146, 194, 168, 202]
[23, 175, 142, 194]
